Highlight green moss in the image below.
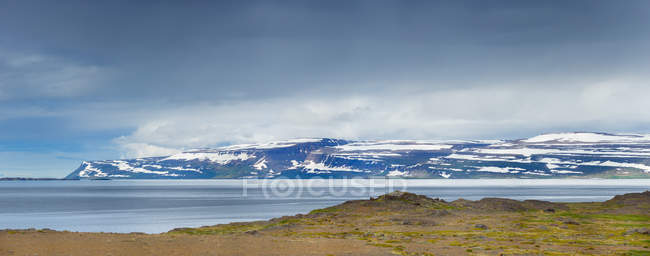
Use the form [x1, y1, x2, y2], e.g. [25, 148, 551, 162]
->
[556, 212, 650, 223]
[169, 223, 264, 235]
[308, 207, 341, 215]
[625, 250, 650, 256]
[259, 218, 304, 230]
[427, 239, 438, 244]
[368, 242, 394, 248]
[591, 214, 650, 222]
[614, 223, 650, 228]
[449, 241, 463, 246]
[556, 212, 589, 219]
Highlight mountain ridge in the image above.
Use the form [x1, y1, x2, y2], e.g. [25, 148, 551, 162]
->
[66, 132, 650, 179]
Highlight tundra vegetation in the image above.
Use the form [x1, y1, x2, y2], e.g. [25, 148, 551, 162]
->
[1, 191, 649, 255]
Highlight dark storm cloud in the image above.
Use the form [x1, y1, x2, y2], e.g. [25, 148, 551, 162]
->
[2, 0, 648, 101]
[1, 0, 649, 176]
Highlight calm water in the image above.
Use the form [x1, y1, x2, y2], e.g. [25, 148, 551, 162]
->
[0, 179, 648, 233]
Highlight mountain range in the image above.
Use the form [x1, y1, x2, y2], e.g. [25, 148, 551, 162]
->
[65, 132, 650, 179]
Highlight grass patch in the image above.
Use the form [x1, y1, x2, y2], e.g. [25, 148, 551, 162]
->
[625, 250, 650, 256]
[556, 212, 650, 222]
[556, 212, 589, 219]
[449, 241, 463, 246]
[308, 207, 341, 215]
[169, 223, 264, 235]
[367, 242, 394, 248]
[591, 214, 650, 222]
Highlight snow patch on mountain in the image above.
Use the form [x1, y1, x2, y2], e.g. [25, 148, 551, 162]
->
[111, 160, 178, 176]
[471, 147, 650, 157]
[536, 157, 650, 173]
[289, 160, 366, 173]
[220, 138, 323, 150]
[167, 166, 202, 172]
[163, 152, 254, 164]
[522, 170, 551, 176]
[523, 132, 650, 144]
[253, 158, 268, 170]
[550, 169, 583, 174]
[446, 153, 531, 163]
[387, 170, 410, 177]
[331, 152, 402, 162]
[475, 166, 523, 174]
[335, 142, 452, 151]
[598, 161, 650, 173]
[77, 162, 108, 178]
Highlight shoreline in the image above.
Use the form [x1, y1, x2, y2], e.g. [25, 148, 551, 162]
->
[1, 190, 649, 255]
[0, 191, 650, 252]
[2, 188, 650, 235]
[1, 181, 649, 234]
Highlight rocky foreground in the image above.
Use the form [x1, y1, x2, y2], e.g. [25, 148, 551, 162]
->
[1, 191, 649, 256]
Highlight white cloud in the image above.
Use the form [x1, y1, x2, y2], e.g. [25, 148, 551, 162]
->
[114, 142, 182, 158]
[110, 77, 650, 156]
[3, 51, 648, 161]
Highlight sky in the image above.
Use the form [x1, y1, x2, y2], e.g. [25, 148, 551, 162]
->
[1, 0, 650, 177]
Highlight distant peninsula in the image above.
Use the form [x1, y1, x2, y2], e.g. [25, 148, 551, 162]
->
[66, 132, 650, 179]
[0, 177, 62, 181]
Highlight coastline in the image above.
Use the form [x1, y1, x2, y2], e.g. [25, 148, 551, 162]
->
[0, 177, 62, 181]
[2, 190, 649, 255]
[1, 179, 649, 234]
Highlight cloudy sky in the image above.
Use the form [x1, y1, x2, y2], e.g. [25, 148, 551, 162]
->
[1, 0, 650, 177]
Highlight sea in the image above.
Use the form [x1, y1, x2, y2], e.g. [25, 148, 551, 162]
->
[0, 179, 648, 233]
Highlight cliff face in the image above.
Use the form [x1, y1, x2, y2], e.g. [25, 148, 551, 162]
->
[66, 133, 650, 179]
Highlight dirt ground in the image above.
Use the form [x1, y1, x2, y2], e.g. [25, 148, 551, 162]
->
[1, 191, 649, 256]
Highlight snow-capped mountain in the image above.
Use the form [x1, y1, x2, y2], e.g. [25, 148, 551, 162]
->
[65, 133, 650, 179]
